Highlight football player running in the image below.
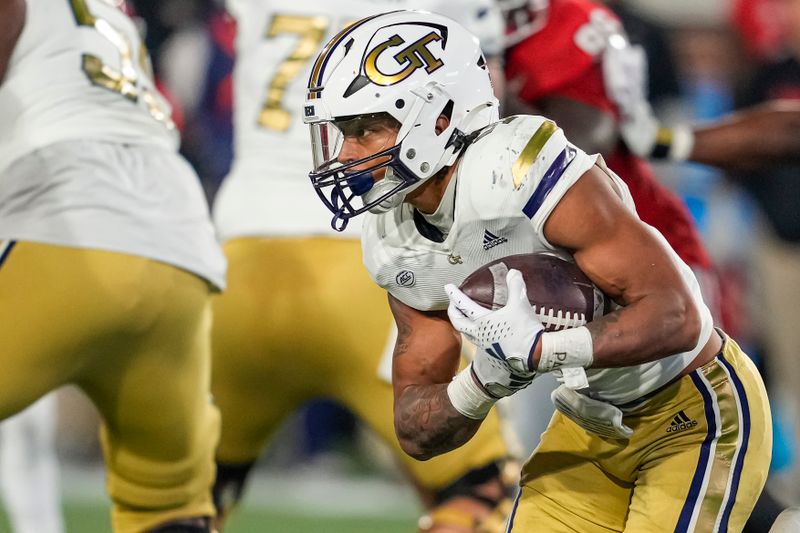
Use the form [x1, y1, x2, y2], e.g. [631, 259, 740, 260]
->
[0, 1, 225, 532]
[303, 9, 772, 532]
[211, 1, 516, 531]
[501, 4, 798, 530]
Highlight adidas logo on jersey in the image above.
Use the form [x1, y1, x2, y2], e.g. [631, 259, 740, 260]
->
[482, 229, 507, 250]
[666, 411, 698, 434]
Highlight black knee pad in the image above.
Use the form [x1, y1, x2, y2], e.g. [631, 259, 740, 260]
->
[422, 460, 517, 533]
[212, 461, 256, 517]
[433, 460, 509, 507]
[148, 517, 211, 532]
[744, 489, 785, 533]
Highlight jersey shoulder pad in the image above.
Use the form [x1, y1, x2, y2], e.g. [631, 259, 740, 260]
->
[458, 115, 596, 229]
[459, 115, 568, 212]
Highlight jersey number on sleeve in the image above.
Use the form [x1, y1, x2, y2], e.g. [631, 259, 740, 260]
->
[68, 0, 174, 129]
[258, 14, 329, 131]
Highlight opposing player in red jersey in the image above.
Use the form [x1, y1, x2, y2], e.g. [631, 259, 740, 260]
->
[504, 0, 714, 277]
[503, 0, 800, 256]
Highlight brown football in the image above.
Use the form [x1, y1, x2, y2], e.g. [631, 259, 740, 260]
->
[458, 253, 608, 332]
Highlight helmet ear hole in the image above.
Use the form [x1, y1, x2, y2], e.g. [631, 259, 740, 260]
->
[435, 100, 455, 136]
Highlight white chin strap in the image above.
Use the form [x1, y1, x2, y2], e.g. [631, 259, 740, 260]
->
[364, 167, 424, 214]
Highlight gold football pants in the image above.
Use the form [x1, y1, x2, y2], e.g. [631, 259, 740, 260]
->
[508, 332, 771, 532]
[0, 241, 219, 532]
[212, 237, 508, 491]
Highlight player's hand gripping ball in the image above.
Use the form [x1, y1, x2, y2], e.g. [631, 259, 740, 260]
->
[447, 253, 607, 376]
[457, 252, 607, 331]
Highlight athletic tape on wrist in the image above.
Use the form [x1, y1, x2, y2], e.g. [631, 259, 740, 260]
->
[668, 124, 694, 162]
[446, 365, 496, 420]
[537, 326, 594, 373]
[650, 125, 695, 162]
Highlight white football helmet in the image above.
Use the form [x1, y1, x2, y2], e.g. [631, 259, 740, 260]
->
[497, 0, 549, 46]
[303, 10, 499, 230]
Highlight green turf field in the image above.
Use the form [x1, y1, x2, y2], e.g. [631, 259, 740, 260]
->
[0, 502, 416, 533]
[0, 464, 421, 532]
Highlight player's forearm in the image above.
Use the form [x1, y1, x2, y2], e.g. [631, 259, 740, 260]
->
[586, 291, 700, 367]
[531, 289, 701, 370]
[0, 0, 25, 83]
[689, 122, 774, 170]
[688, 126, 747, 169]
[690, 104, 800, 170]
[394, 383, 482, 461]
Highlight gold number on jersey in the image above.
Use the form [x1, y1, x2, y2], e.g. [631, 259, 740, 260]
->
[68, 0, 174, 128]
[258, 15, 329, 131]
[69, 0, 139, 100]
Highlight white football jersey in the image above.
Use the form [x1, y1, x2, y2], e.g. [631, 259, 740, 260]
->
[0, 0, 177, 174]
[362, 115, 714, 403]
[213, 0, 504, 240]
[0, 0, 225, 289]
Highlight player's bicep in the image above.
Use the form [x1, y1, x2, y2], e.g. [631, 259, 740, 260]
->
[542, 165, 687, 305]
[0, 0, 25, 83]
[388, 293, 461, 395]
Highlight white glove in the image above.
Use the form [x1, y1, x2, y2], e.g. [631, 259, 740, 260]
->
[615, 104, 694, 161]
[445, 269, 543, 376]
[618, 100, 663, 159]
[551, 385, 633, 440]
[447, 351, 536, 420]
[602, 38, 649, 119]
[470, 346, 536, 399]
[602, 39, 661, 157]
[602, 38, 694, 161]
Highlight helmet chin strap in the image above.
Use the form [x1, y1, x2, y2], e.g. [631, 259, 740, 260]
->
[364, 166, 425, 214]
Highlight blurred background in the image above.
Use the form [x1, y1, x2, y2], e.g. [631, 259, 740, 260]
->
[3, 0, 798, 531]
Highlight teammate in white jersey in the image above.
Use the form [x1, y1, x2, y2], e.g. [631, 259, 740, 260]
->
[211, 1, 520, 531]
[0, 7, 64, 532]
[0, 1, 225, 532]
[303, 10, 772, 531]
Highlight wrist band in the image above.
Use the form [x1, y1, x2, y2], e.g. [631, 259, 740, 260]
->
[668, 124, 695, 161]
[537, 326, 594, 373]
[446, 365, 496, 420]
[650, 125, 695, 162]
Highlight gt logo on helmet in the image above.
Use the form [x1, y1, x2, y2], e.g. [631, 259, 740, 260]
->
[364, 31, 444, 86]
